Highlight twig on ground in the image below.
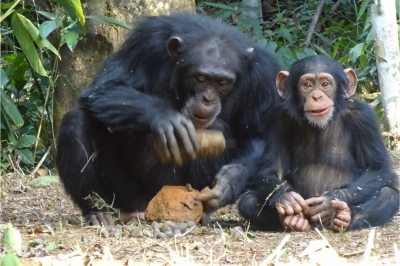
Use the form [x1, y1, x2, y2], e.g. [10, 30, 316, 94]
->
[30, 147, 51, 177]
[261, 234, 290, 265]
[315, 228, 336, 252]
[394, 243, 399, 265]
[363, 228, 376, 263]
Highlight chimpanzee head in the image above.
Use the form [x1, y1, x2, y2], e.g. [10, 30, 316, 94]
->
[166, 36, 250, 128]
[276, 55, 357, 129]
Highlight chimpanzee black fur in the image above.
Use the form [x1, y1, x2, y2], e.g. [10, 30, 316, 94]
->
[56, 13, 281, 224]
[239, 55, 399, 231]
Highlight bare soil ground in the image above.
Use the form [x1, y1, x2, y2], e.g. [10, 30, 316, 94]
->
[1, 152, 399, 265]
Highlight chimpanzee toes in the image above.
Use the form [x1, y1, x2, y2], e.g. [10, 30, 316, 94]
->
[84, 212, 115, 226]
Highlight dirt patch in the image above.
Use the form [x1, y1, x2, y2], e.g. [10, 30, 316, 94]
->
[0, 152, 399, 265]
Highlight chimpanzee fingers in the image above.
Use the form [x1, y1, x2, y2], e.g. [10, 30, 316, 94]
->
[277, 192, 306, 215]
[330, 199, 350, 212]
[173, 118, 197, 160]
[330, 200, 351, 232]
[196, 186, 220, 201]
[291, 192, 310, 214]
[309, 212, 330, 224]
[331, 218, 350, 232]
[275, 202, 295, 216]
[201, 213, 211, 226]
[181, 117, 198, 150]
[283, 214, 310, 232]
[155, 129, 172, 164]
[164, 124, 183, 165]
[195, 187, 220, 212]
[276, 206, 286, 216]
[304, 197, 324, 207]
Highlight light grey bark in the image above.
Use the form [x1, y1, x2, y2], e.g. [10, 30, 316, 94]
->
[371, 0, 400, 135]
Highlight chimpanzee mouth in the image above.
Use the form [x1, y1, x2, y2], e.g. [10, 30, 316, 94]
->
[305, 106, 333, 117]
[191, 114, 209, 122]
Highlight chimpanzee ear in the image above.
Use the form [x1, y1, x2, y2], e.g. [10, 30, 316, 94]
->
[167, 36, 185, 61]
[276, 71, 290, 98]
[343, 68, 357, 98]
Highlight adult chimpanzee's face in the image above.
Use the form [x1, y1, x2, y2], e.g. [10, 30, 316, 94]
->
[167, 36, 239, 128]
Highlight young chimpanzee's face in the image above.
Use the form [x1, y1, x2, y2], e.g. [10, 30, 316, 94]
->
[276, 55, 357, 129]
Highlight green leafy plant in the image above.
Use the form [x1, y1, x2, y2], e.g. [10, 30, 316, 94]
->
[1, 0, 130, 171]
[0, 223, 22, 266]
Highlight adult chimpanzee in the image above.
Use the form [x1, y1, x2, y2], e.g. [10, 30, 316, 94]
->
[56, 13, 281, 225]
[238, 55, 399, 232]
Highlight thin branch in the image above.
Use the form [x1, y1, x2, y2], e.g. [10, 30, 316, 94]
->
[257, 180, 287, 217]
[30, 146, 51, 177]
[304, 0, 326, 47]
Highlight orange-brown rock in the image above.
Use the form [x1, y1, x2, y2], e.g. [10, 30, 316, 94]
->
[145, 185, 203, 223]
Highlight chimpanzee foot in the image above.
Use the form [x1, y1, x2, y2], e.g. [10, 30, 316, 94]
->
[280, 212, 311, 232]
[85, 212, 115, 226]
[119, 211, 146, 223]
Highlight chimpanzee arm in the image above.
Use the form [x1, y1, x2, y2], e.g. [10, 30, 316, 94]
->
[196, 139, 268, 212]
[79, 79, 176, 133]
[325, 101, 398, 202]
[325, 101, 399, 228]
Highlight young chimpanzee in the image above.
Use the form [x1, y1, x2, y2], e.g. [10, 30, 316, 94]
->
[56, 13, 281, 225]
[238, 55, 399, 232]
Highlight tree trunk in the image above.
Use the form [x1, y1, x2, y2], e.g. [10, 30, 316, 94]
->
[371, 0, 400, 136]
[51, 0, 195, 132]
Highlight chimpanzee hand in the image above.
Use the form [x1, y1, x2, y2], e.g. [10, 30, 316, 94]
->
[196, 178, 229, 213]
[305, 196, 334, 225]
[195, 164, 243, 213]
[280, 212, 311, 232]
[275, 191, 310, 217]
[152, 112, 198, 165]
[330, 200, 351, 232]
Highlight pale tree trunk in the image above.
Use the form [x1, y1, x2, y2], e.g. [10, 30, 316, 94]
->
[371, 0, 400, 136]
[45, 0, 195, 132]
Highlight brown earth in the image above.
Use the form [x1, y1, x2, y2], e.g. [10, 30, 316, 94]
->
[0, 152, 399, 265]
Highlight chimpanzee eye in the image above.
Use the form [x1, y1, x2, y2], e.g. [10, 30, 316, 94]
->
[303, 82, 313, 89]
[218, 79, 229, 86]
[196, 75, 206, 82]
[321, 81, 330, 87]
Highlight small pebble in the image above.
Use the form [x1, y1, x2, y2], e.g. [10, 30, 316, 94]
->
[101, 229, 109, 238]
[157, 232, 167, 239]
[177, 223, 187, 233]
[151, 221, 160, 229]
[130, 228, 141, 237]
[165, 221, 176, 230]
[174, 229, 182, 236]
[153, 228, 160, 238]
[160, 223, 170, 233]
[165, 231, 174, 237]
[187, 221, 196, 227]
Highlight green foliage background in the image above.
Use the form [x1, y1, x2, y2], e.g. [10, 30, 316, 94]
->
[1, 0, 399, 173]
